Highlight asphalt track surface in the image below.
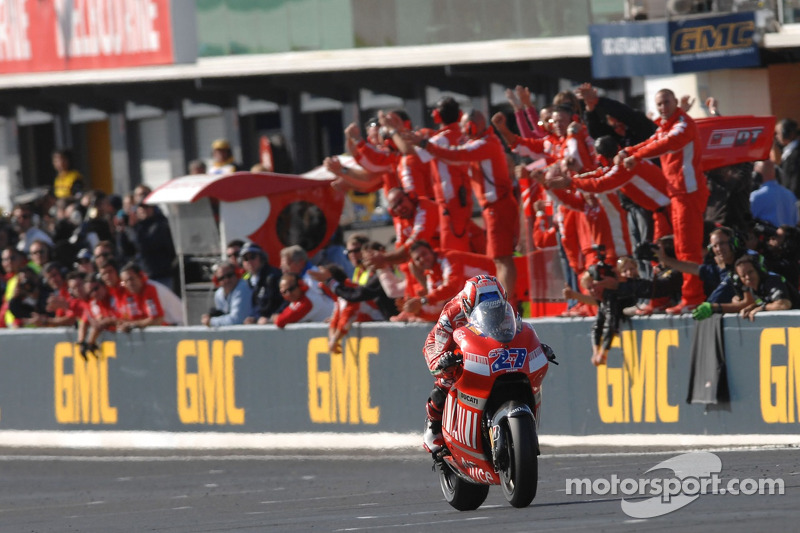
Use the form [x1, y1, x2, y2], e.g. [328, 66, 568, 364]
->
[0, 444, 796, 532]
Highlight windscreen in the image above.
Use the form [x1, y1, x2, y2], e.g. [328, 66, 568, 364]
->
[469, 300, 516, 343]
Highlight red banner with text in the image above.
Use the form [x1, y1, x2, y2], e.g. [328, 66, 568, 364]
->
[0, 0, 175, 74]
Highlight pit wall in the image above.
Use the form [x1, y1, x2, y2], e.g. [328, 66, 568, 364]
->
[0, 314, 798, 436]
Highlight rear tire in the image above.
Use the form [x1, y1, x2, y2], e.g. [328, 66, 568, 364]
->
[438, 461, 490, 511]
[499, 415, 538, 508]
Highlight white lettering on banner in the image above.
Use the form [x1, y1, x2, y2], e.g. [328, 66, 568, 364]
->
[0, 0, 32, 61]
[601, 36, 667, 56]
[55, 0, 161, 59]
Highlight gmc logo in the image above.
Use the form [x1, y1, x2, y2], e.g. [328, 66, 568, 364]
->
[706, 128, 764, 149]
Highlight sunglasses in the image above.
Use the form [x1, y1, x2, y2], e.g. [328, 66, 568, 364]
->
[242, 254, 258, 261]
[227, 251, 240, 258]
[221, 272, 237, 280]
[30, 249, 46, 255]
[280, 285, 298, 295]
[346, 248, 362, 255]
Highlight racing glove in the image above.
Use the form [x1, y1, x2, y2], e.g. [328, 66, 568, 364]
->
[692, 302, 713, 321]
[433, 350, 462, 376]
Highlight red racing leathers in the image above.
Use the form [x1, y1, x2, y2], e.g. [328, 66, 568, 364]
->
[627, 108, 709, 306]
[421, 122, 476, 252]
[422, 130, 518, 258]
[570, 160, 673, 241]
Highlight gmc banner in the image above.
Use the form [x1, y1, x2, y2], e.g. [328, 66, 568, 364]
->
[590, 11, 760, 79]
[0, 0, 196, 74]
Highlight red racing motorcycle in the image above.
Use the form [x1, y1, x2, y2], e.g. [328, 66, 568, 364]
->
[434, 299, 553, 510]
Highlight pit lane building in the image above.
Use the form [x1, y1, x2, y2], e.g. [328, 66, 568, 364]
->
[2, 0, 800, 211]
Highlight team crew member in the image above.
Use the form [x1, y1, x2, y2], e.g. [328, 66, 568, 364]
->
[552, 136, 673, 242]
[420, 96, 483, 253]
[618, 88, 709, 314]
[365, 187, 440, 270]
[117, 263, 165, 332]
[401, 110, 520, 305]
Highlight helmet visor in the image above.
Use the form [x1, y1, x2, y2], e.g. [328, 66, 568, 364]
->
[469, 299, 516, 343]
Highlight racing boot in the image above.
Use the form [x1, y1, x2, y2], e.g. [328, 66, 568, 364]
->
[423, 418, 444, 454]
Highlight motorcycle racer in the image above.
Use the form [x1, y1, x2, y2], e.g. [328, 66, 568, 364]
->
[422, 275, 517, 453]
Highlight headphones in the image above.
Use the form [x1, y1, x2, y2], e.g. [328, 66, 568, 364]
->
[731, 252, 769, 291]
[707, 226, 743, 256]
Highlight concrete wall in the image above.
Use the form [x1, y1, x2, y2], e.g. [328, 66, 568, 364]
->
[0, 314, 798, 435]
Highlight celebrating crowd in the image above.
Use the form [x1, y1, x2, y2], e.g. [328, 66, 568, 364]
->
[2, 83, 800, 362]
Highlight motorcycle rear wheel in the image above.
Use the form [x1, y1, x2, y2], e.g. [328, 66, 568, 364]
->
[438, 462, 490, 511]
[499, 415, 538, 508]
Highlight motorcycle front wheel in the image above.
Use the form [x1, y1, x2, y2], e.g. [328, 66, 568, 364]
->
[438, 461, 490, 511]
[499, 415, 538, 508]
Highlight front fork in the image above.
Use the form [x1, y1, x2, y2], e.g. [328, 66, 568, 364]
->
[488, 401, 536, 472]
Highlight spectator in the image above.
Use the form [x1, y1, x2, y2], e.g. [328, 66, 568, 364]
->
[111, 209, 138, 266]
[93, 240, 117, 269]
[78, 274, 119, 359]
[239, 242, 285, 325]
[74, 248, 96, 276]
[188, 159, 207, 175]
[312, 228, 358, 280]
[71, 190, 114, 252]
[44, 270, 90, 328]
[279, 245, 335, 322]
[28, 240, 53, 273]
[774, 118, 800, 198]
[52, 149, 84, 199]
[272, 273, 314, 328]
[117, 263, 165, 332]
[208, 139, 240, 176]
[132, 202, 177, 291]
[5, 267, 47, 327]
[98, 260, 124, 304]
[750, 159, 798, 228]
[12, 204, 53, 254]
[761, 224, 800, 288]
[225, 239, 245, 267]
[618, 88, 709, 315]
[704, 163, 754, 235]
[734, 254, 800, 321]
[202, 262, 253, 327]
[132, 185, 152, 208]
[2, 247, 28, 319]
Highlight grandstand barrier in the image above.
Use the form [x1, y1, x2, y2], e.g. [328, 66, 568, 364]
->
[0, 313, 798, 436]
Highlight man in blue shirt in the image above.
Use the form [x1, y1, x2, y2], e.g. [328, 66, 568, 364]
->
[750, 160, 798, 227]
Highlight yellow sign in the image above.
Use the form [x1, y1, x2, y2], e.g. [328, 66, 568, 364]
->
[597, 329, 679, 423]
[54, 342, 117, 424]
[671, 21, 754, 55]
[308, 337, 379, 424]
[759, 327, 800, 423]
[177, 339, 244, 425]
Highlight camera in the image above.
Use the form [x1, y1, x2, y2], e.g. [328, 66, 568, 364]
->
[753, 219, 777, 240]
[634, 241, 660, 262]
[587, 244, 615, 281]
